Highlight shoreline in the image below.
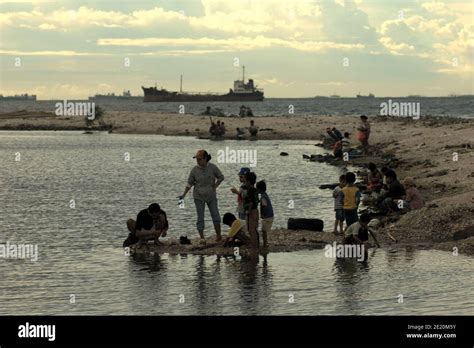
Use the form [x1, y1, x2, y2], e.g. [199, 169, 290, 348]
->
[1, 111, 473, 255]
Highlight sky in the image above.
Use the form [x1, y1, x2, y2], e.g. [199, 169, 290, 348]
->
[0, 0, 473, 99]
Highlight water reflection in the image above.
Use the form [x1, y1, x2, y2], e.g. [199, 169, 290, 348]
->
[193, 255, 224, 315]
[332, 254, 372, 315]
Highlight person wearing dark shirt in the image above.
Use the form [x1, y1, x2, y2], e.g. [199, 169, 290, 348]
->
[326, 127, 339, 143]
[332, 127, 343, 140]
[378, 170, 406, 213]
[134, 203, 169, 245]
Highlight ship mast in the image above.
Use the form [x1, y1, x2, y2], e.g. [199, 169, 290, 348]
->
[242, 65, 245, 82]
[180, 75, 183, 93]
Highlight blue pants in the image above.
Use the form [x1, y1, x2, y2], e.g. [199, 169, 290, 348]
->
[194, 198, 220, 232]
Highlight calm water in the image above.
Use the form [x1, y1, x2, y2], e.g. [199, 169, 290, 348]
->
[0, 132, 473, 315]
[1, 96, 473, 118]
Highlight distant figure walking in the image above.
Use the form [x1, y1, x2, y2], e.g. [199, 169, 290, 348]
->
[239, 105, 247, 117]
[203, 106, 212, 115]
[179, 150, 224, 241]
[246, 107, 254, 117]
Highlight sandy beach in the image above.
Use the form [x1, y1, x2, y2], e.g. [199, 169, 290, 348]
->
[1, 110, 473, 255]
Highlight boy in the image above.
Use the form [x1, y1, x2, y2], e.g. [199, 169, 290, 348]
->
[343, 213, 372, 245]
[256, 180, 273, 248]
[230, 167, 250, 220]
[341, 132, 351, 155]
[222, 213, 251, 247]
[244, 172, 259, 250]
[342, 172, 361, 228]
[332, 174, 346, 234]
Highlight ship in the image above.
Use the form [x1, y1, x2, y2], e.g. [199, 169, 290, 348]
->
[88, 90, 142, 101]
[0, 93, 36, 101]
[356, 93, 375, 99]
[142, 66, 264, 102]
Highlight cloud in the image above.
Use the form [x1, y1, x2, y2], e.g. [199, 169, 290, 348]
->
[97, 35, 364, 52]
[377, 3, 473, 75]
[0, 6, 180, 29]
[0, 49, 112, 56]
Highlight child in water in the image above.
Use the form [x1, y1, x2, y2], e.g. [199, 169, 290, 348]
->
[256, 180, 273, 249]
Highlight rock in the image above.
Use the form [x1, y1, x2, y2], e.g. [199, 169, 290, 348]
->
[427, 203, 439, 208]
[453, 226, 474, 241]
[426, 169, 449, 177]
[280, 152, 289, 156]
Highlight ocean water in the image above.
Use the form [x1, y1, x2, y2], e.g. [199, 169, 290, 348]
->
[1, 96, 473, 118]
[0, 132, 473, 315]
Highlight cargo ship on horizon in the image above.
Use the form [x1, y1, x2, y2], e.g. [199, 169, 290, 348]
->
[142, 66, 264, 102]
[88, 90, 142, 101]
[356, 92, 375, 99]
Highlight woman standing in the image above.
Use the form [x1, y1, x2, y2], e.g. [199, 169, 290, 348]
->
[357, 115, 371, 153]
[179, 150, 224, 241]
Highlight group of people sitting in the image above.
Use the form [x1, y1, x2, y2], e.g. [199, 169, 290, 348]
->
[361, 163, 425, 214]
[209, 119, 259, 139]
[209, 120, 226, 137]
[331, 166, 425, 245]
[325, 115, 371, 159]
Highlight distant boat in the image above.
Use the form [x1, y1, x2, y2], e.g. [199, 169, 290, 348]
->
[0, 93, 36, 101]
[329, 94, 341, 98]
[356, 93, 375, 99]
[314, 95, 329, 99]
[88, 90, 142, 101]
[142, 66, 264, 102]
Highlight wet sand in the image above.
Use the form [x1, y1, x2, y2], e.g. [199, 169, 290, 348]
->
[2, 110, 473, 255]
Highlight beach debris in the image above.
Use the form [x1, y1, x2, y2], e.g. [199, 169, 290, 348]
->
[453, 226, 474, 241]
[287, 218, 324, 232]
[180, 236, 191, 245]
[280, 152, 289, 156]
[387, 232, 398, 243]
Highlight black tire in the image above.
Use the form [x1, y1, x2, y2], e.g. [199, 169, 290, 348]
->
[287, 218, 324, 232]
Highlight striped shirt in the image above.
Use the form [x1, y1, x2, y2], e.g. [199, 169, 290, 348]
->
[341, 137, 350, 151]
[332, 186, 344, 210]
